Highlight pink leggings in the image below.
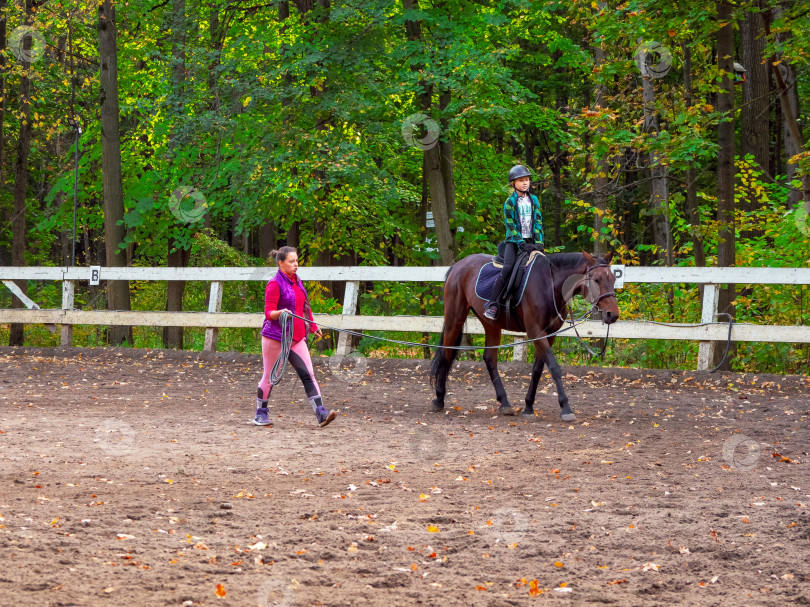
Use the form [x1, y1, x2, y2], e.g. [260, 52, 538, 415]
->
[257, 337, 320, 401]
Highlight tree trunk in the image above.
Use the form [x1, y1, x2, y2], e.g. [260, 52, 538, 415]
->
[404, 0, 456, 265]
[99, 0, 133, 345]
[641, 67, 673, 265]
[764, 6, 810, 207]
[162, 0, 189, 350]
[286, 221, 300, 248]
[163, 247, 190, 349]
[740, 9, 770, 174]
[0, 0, 6, 200]
[592, 43, 609, 258]
[551, 145, 564, 248]
[10, 1, 34, 346]
[682, 44, 706, 280]
[714, 1, 736, 370]
[551, 53, 568, 249]
[425, 136, 456, 265]
[260, 223, 277, 259]
[740, 7, 770, 240]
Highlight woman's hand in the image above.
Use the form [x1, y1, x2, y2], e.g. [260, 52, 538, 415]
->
[312, 328, 323, 339]
[272, 308, 291, 321]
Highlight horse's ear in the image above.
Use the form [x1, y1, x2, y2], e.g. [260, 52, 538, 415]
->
[603, 250, 613, 264]
[582, 250, 596, 264]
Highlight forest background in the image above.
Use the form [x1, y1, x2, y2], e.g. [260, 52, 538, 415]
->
[1, 0, 808, 373]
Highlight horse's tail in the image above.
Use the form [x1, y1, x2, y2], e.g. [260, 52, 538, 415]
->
[429, 324, 462, 389]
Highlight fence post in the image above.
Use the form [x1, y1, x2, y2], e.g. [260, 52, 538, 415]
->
[203, 281, 223, 352]
[336, 281, 359, 356]
[696, 284, 719, 371]
[513, 336, 527, 361]
[61, 280, 74, 346]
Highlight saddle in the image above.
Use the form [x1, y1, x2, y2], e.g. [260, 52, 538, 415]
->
[492, 241, 545, 269]
[475, 244, 544, 309]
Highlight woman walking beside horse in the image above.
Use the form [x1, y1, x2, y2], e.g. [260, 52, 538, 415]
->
[253, 247, 337, 428]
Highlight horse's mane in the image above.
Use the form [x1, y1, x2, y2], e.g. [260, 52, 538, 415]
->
[545, 252, 587, 271]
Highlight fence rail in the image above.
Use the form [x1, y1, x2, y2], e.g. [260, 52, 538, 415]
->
[2, 265, 809, 371]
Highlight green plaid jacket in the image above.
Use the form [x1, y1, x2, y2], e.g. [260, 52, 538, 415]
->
[503, 192, 544, 246]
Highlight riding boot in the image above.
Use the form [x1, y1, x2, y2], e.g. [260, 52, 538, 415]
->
[484, 274, 509, 319]
[309, 395, 337, 428]
[253, 387, 271, 426]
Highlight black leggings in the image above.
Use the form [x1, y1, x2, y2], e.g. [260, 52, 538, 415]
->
[500, 241, 519, 276]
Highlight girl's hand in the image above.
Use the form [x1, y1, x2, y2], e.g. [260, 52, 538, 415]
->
[313, 328, 323, 339]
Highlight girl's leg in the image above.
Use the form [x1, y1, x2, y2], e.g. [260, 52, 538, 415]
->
[254, 337, 282, 425]
[288, 340, 336, 427]
[485, 242, 518, 319]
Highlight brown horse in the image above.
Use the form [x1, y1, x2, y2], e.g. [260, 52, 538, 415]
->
[429, 251, 620, 421]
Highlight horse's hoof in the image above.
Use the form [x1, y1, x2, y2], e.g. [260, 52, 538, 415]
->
[431, 399, 444, 413]
[560, 411, 576, 422]
[499, 404, 517, 416]
[522, 407, 535, 416]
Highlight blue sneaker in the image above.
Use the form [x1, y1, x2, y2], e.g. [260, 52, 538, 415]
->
[252, 407, 272, 426]
[315, 406, 337, 428]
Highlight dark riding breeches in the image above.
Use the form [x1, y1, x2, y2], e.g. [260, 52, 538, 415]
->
[490, 241, 519, 305]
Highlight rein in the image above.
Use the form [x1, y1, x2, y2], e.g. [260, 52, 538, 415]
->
[549, 260, 617, 359]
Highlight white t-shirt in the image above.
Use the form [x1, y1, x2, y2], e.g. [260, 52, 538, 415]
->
[517, 195, 533, 239]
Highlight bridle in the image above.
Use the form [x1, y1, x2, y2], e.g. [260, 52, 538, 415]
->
[548, 259, 618, 358]
[584, 262, 617, 306]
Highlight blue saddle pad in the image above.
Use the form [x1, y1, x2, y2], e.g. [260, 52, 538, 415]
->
[474, 257, 539, 306]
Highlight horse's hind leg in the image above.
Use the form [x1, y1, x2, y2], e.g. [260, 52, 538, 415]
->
[482, 329, 515, 416]
[544, 346, 575, 422]
[432, 320, 464, 412]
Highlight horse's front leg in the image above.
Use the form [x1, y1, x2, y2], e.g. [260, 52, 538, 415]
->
[544, 345, 575, 422]
[523, 342, 547, 416]
[483, 329, 515, 416]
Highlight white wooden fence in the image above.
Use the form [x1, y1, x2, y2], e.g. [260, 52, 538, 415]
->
[2, 265, 809, 371]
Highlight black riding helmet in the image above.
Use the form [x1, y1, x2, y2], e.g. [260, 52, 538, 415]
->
[508, 164, 531, 184]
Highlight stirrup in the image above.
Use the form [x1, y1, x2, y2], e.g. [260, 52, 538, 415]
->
[483, 303, 499, 320]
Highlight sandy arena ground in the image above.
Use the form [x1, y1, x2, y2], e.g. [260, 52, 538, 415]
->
[0, 346, 808, 606]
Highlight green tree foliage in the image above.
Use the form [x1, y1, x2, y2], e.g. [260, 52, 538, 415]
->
[1, 0, 808, 371]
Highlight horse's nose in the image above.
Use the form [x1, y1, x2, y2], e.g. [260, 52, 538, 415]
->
[603, 310, 619, 325]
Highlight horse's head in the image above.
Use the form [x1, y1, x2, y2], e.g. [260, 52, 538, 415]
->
[580, 251, 620, 324]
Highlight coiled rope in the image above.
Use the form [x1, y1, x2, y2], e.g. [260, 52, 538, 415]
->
[269, 310, 294, 385]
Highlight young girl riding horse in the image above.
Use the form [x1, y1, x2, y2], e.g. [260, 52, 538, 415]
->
[484, 165, 545, 320]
